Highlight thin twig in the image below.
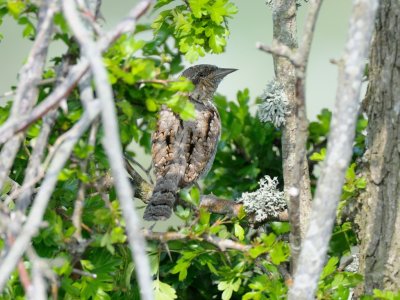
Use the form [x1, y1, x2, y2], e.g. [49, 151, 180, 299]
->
[256, 41, 298, 66]
[288, 0, 378, 298]
[17, 57, 71, 212]
[143, 230, 251, 252]
[0, 0, 154, 145]
[0, 100, 101, 292]
[62, 1, 154, 299]
[71, 67, 97, 241]
[0, 0, 57, 192]
[260, 0, 323, 272]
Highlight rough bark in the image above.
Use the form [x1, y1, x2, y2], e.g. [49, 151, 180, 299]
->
[357, 0, 400, 293]
[271, 0, 312, 271]
[289, 0, 377, 298]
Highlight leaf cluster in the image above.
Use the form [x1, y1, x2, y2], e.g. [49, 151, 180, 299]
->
[152, 0, 237, 62]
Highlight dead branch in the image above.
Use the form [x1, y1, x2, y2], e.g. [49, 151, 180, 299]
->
[288, 0, 378, 298]
[0, 0, 57, 192]
[0, 100, 101, 292]
[62, 1, 154, 299]
[72, 71, 98, 241]
[143, 230, 251, 252]
[17, 57, 72, 212]
[0, 0, 154, 146]
[258, 0, 322, 272]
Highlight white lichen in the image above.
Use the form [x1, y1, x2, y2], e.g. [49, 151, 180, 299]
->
[344, 253, 360, 273]
[257, 80, 289, 128]
[237, 176, 287, 223]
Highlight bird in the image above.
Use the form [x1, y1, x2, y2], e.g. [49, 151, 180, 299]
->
[143, 64, 237, 221]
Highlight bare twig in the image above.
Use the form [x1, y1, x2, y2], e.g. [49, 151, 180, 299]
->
[72, 268, 97, 279]
[62, 1, 154, 299]
[72, 60, 97, 241]
[125, 158, 153, 202]
[17, 58, 71, 212]
[256, 41, 297, 66]
[200, 195, 243, 217]
[0, 0, 154, 145]
[259, 0, 323, 272]
[0, 0, 56, 192]
[143, 230, 251, 252]
[0, 100, 101, 292]
[288, 0, 378, 298]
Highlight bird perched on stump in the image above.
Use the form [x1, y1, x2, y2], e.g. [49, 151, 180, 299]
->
[143, 64, 237, 221]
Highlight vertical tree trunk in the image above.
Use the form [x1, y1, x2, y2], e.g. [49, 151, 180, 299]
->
[272, 0, 312, 271]
[358, 0, 400, 293]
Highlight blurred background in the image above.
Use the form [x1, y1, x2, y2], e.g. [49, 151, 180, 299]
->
[0, 0, 352, 118]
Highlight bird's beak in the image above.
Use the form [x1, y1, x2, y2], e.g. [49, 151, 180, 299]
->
[215, 68, 238, 79]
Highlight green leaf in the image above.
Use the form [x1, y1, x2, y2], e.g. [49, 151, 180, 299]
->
[189, 0, 209, 18]
[208, 0, 238, 24]
[81, 260, 95, 271]
[154, 280, 177, 300]
[7, 0, 25, 18]
[249, 245, 269, 259]
[170, 258, 190, 281]
[269, 241, 289, 265]
[154, 0, 175, 9]
[190, 186, 201, 206]
[234, 223, 245, 241]
[145, 98, 158, 112]
[270, 222, 291, 234]
[310, 148, 326, 162]
[218, 279, 241, 300]
[346, 163, 356, 181]
[175, 205, 191, 220]
[110, 226, 127, 244]
[355, 177, 367, 189]
[321, 257, 339, 280]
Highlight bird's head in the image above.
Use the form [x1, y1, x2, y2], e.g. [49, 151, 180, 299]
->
[181, 64, 237, 103]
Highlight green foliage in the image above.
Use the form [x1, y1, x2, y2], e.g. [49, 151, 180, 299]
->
[309, 111, 367, 258]
[361, 289, 400, 300]
[0, 1, 386, 299]
[317, 257, 363, 299]
[152, 0, 237, 62]
[204, 89, 283, 199]
[0, 0, 37, 40]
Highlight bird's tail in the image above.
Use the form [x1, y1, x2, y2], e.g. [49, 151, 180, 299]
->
[143, 176, 178, 221]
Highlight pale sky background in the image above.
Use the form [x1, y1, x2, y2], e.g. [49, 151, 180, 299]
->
[0, 0, 352, 118]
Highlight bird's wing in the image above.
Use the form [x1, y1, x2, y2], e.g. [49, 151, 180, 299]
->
[181, 106, 221, 187]
[152, 107, 186, 181]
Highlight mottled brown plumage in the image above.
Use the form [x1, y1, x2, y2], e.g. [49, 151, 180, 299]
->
[143, 64, 237, 221]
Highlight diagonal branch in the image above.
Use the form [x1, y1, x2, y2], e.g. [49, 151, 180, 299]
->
[288, 0, 378, 298]
[0, 0, 154, 146]
[143, 230, 251, 252]
[0, 100, 101, 292]
[16, 57, 71, 212]
[62, 1, 154, 300]
[0, 0, 57, 192]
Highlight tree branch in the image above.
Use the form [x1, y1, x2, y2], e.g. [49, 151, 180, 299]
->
[259, 0, 323, 272]
[288, 0, 378, 298]
[0, 0, 56, 192]
[62, 1, 154, 299]
[0, 100, 101, 292]
[0, 0, 154, 146]
[143, 230, 251, 252]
